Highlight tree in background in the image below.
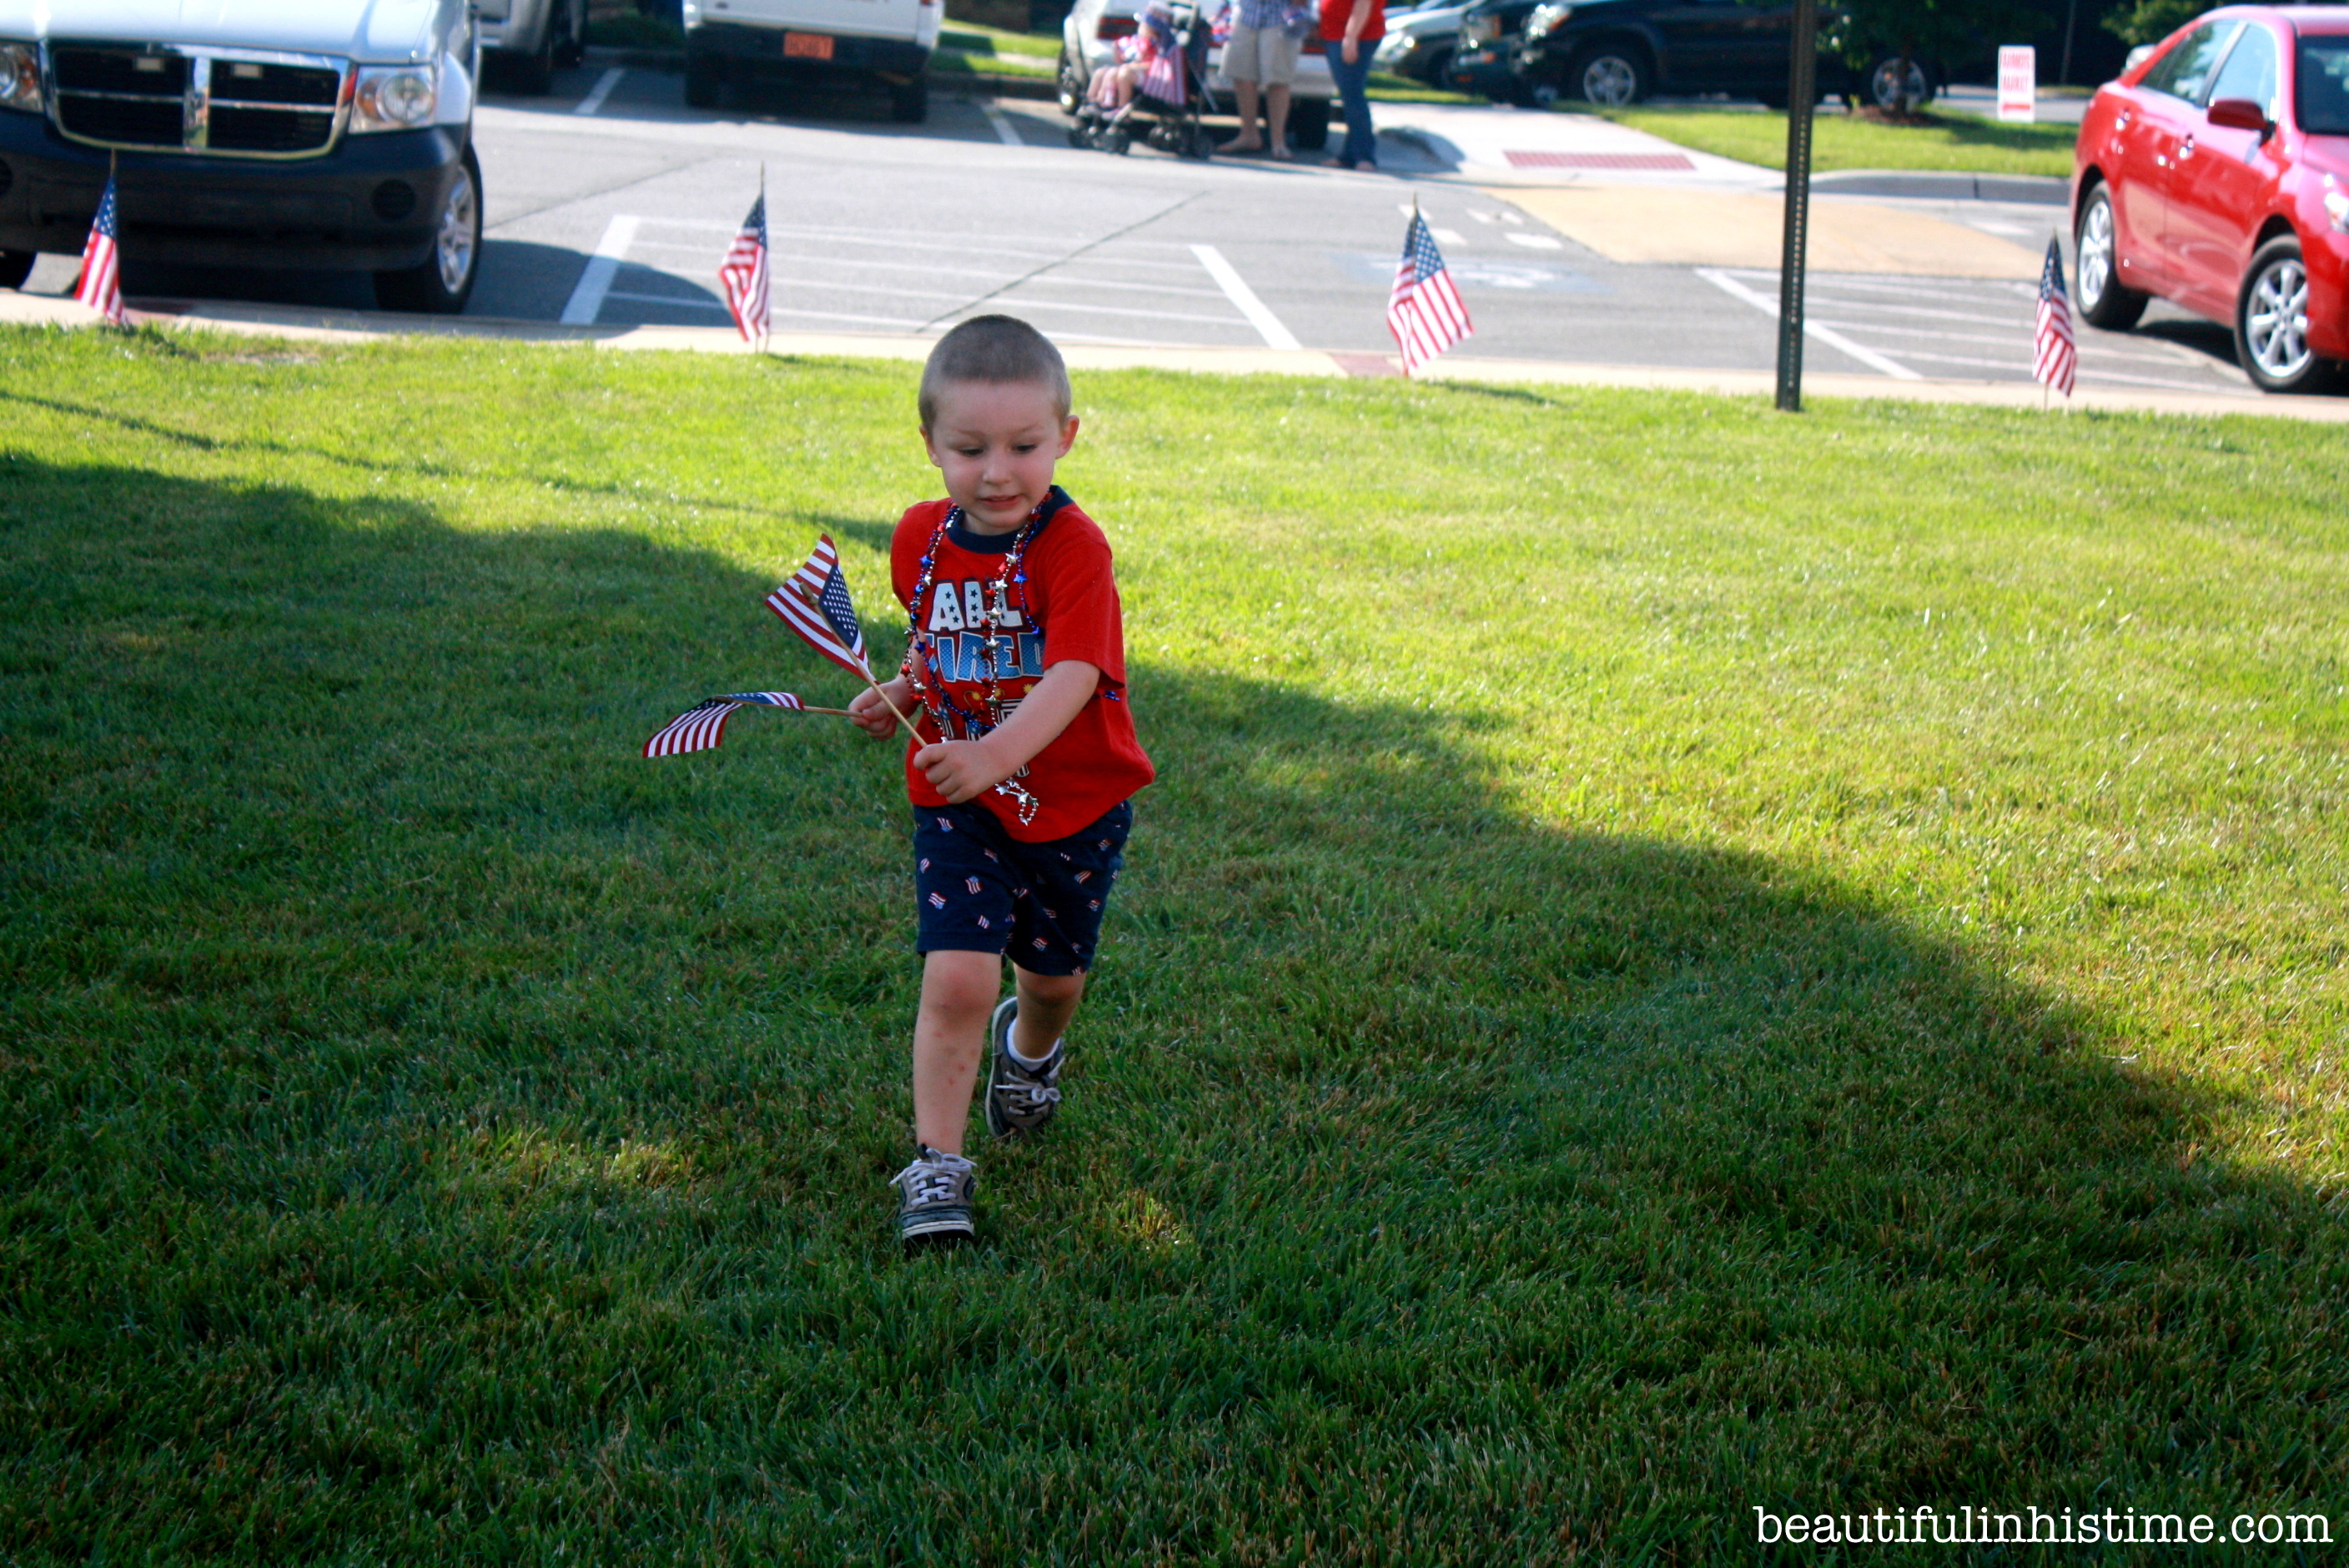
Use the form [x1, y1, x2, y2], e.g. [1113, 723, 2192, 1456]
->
[1836, 0, 2040, 113]
[2102, 0, 2206, 47]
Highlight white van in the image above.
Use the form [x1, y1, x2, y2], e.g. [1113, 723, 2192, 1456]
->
[682, 0, 943, 120]
[0, 0, 485, 311]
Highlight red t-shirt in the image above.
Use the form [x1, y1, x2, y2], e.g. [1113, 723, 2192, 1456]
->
[888, 489, 1154, 842]
[1320, 0, 1384, 44]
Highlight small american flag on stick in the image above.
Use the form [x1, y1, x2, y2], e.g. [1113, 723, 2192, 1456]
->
[718, 179, 770, 345]
[1387, 203, 1471, 376]
[73, 169, 126, 327]
[766, 535, 871, 681]
[2033, 236, 2076, 401]
[645, 691, 854, 759]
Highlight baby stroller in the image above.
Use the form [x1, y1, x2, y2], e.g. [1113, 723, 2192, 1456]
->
[1067, 0, 1220, 160]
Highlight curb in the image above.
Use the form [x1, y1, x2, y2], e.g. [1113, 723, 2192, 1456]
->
[5, 291, 2336, 423]
[1812, 169, 2070, 205]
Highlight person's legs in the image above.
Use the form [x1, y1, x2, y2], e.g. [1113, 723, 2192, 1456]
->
[1222, 77, 1265, 148]
[912, 949, 1001, 1156]
[1266, 81, 1293, 153]
[1327, 48, 1376, 164]
[1010, 964, 1084, 1058]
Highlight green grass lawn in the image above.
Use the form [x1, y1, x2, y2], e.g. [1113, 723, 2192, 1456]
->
[4, 331, 2346, 1561]
[1599, 105, 2081, 178]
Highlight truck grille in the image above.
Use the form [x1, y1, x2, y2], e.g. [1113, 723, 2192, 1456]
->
[48, 43, 350, 159]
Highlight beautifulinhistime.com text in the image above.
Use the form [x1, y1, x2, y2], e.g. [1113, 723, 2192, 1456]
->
[1753, 1505, 2333, 1546]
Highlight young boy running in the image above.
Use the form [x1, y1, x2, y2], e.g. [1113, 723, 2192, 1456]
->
[848, 315, 1154, 1252]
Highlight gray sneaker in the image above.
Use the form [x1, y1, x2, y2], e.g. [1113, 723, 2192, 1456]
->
[891, 1144, 976, 1251]
[983, 996, 1063, 1138]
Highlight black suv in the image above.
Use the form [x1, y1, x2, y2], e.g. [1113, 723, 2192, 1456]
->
[1456, 0, 1935, 110]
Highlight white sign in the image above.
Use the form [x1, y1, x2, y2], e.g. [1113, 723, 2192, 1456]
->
[1999, 44, 2036, 123]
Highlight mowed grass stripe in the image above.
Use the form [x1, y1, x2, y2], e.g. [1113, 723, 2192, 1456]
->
[1, 330, 2343, 1562]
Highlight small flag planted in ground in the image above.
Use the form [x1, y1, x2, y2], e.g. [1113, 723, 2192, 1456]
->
[645, 691, 851, 758]
[1387, 205, 1471, 376]
[73, 173, 126, 327]
[766, 534, 872, 681]
[718, 185, 770, 344]
[2034, 236, 2076, 400]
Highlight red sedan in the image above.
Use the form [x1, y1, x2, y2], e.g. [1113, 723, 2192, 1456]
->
[2073, 5, 2349, 393]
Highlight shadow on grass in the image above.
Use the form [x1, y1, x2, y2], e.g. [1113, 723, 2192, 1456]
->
[3, 454, 2341, 1563]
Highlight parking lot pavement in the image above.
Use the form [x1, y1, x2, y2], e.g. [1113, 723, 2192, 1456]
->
[3, 60, 2294, 401]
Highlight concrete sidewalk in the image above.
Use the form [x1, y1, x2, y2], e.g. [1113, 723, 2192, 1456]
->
[8, 288, 2346, 423]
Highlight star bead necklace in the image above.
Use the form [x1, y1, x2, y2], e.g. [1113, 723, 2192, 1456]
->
[902, 500, 1044, 826]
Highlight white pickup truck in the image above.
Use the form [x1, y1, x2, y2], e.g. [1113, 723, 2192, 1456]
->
[0, 0, 484, 311]
[683, 0, 943, 120]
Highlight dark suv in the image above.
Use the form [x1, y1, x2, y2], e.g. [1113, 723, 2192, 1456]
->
[1460, 0, 1933, 109]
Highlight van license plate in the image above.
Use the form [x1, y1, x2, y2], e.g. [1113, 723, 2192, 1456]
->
[784, 32, 833, 58]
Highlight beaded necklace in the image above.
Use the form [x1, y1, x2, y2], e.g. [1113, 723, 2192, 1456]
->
[902, 500, 1045, 826]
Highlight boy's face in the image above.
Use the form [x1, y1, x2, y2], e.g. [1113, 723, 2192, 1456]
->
[922, 379, 1079, 534]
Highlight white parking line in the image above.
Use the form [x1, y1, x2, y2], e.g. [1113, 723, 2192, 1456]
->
[1189, 244, 1300, 350]
[1696, 267, 1922, 381]
[559, 214, 640, 325]
[980, 103, 1025, 146]
[573, 68, 624, 117]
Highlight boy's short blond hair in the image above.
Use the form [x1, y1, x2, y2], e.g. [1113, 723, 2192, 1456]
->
[918, 315, 1072, 426]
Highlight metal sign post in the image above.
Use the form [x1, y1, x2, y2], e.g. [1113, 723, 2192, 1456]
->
[1774, 0, 1820, 412]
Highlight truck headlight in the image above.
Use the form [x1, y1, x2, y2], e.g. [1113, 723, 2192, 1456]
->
[352, 63, 438, 131]
[1527, 3, 1573, 39]
[0, 41, 42, 113]
[1459, 14, 1497, 45]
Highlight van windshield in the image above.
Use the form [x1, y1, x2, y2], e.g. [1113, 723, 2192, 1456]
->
[2301, 36, 2349, 133]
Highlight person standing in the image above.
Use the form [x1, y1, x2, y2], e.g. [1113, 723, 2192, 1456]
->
[1216, 0, 1305, 158]
[1320, 0, 1384, 169]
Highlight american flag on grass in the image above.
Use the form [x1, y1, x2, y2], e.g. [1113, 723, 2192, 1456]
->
[1387, 209, 1471, 376]
[2033, 236, 2076, 400]
[645, 691, 823, 758]
[73, 173, 126, 327]
[718, 189, 770, 344]
[766, 535, 872, 680]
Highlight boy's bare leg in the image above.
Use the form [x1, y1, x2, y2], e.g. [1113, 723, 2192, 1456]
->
[1221, 79, 1265, 149]
[1266, 83, 1292, 153]
[912, 950, 1002, 1156]
[1009, 964, 1085, 1060]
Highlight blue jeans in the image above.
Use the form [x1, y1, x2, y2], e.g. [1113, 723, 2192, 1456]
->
[1325, 44, 1376, 165]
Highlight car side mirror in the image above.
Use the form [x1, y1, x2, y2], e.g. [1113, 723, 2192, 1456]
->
[2206, 96, 2273, 136]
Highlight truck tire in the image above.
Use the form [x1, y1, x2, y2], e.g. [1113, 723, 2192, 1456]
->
[375, 146, 482, 314]
[890, 77, 928, 123]
[685, 48, 725, 107]
[509, 19, 558, 94]
[556, 0, 586, 68]
[0, 250, 33, 290]
[1288, 97, 1330, 151]
[1567, 42, 1647, 106]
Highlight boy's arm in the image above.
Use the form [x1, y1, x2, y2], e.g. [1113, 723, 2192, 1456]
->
[913, 661, 1101, 806]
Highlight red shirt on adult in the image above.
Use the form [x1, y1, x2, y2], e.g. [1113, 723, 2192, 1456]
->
[1320, 0, 1385, 44]
[888, 487, 1154, 842]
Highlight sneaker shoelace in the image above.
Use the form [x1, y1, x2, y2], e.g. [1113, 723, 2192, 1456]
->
[894, 1153, 972, 1204]
[998, 1063, 1062, 1117]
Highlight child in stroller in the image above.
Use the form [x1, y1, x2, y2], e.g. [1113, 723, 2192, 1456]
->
[1068, 0, 1220, 159]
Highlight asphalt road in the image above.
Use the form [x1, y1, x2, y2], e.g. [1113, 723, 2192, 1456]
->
[18, 60, 2259, 399]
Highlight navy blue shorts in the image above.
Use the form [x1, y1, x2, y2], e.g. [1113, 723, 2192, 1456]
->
[913, 799, 1133, 976]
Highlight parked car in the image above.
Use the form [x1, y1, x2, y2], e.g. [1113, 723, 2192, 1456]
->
[1373, 1, 1472, 86]
[0, 0, 485, 312]
[1453, 0, 1929, 109]
[682, 0, 942, 120]
[2073, 4, 2349, 392]
[477, 0, 586, 94]
[1059, 0, 1335, 150]
[1446, 0, 1547, 101]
